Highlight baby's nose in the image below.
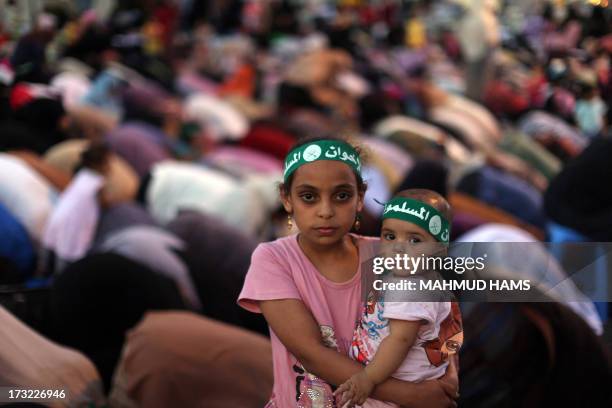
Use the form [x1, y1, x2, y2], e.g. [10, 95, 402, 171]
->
[393, 241, 409, 254]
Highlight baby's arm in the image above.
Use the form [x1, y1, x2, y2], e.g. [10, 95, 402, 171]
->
[366, 319, 422, 383]
[336, 319, 422, 407]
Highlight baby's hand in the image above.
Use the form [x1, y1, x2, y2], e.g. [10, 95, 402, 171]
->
[334, 371, 375, 407]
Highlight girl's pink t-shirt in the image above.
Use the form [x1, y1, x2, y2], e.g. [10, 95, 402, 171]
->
[238, 234, 375, 408]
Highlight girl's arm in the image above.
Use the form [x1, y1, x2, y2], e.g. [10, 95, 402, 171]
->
[259, 299, 457, 408]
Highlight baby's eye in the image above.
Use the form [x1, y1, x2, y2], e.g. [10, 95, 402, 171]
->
[409, 236, 422, 244]
[383, 232, 396, 241]
[300, 193, 316, 202]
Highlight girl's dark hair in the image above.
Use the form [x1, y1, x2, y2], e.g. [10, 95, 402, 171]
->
[280, 136, 367, 194]
[74, 142, 111, 174]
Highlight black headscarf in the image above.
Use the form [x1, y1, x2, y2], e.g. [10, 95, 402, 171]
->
[12, 98, 67, 149]
[396, 159, 449, 198]
[48, 253, 186, 390]
[544, 137, 612, 240]
[0, 119, 49, 154]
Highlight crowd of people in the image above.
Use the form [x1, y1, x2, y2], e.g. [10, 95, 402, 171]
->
[0, 0, 611, 407]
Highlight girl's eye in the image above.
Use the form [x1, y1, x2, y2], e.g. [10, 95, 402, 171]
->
[336, 192, 352, 201]
[409, 236, 422, 244]
[300, 193, 316, 202]
[383, 233, 396, 241]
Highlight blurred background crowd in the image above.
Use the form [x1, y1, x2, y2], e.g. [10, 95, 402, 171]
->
[0, 0, 611, 407]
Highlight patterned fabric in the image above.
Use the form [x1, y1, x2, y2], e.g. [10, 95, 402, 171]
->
[350, 290, 462, 383]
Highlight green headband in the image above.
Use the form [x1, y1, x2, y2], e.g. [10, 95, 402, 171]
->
[283, 140, 361, 182]
[382, 197, 451, 243]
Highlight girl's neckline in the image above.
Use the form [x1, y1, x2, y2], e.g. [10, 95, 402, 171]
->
[293, 233, 362, 288]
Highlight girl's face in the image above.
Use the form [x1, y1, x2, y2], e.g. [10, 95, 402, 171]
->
[281, 160, 364, 246]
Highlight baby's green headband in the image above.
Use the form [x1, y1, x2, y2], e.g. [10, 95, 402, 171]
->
[283, 140, 362, 182]
[382, 197, 451, 243]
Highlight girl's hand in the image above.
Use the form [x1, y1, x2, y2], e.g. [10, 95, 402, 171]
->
[399, 381, 456, 408]
[399, 358, 459, 408]
[335, 371, 375, 407]
[335, 380, 356, 408]
[439, 355, 459, 400]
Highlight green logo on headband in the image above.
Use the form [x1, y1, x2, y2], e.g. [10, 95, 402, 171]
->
[382, 197, 450, 243]
[283, 140, 361, 181]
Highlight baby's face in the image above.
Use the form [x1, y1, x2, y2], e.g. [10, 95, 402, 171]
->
[380, 218, 444, 276]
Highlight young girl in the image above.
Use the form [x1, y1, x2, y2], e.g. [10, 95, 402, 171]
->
[336, 189, 463, 408]
[238, 138, 458, 408]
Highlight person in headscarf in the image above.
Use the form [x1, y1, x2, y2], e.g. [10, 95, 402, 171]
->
[373, 115, 472, 166]
[239, 122, 297, 161]
[48, 253, 187, 390]
[0, 306, 106, 407]
[105, 123, 171, 177]
[44, 139, 139, 206]
[0, 153, 57, 243]
[396, 159, 449, 199]
[109, 311, 273, 408]
[519, 110, 587, 161]
[0, 203, 36, 280]
[544, 136, 612, 241]
[205, 145, 283, 176]
[166, 210, 267, 335]
[0, 119, 49, 154]
[7, 150, 71, 191]
[141, 160, 268, 236]
[456, 165, 546, 229]
[9, 13, 58, 83]
[11, 95, 69, 151]
[457, 0, 501, 101]
[574, 75, 607, 138]
[458, 300, 611, 407]
[80, 68, 128, 120]
[97, 225, 201, 310]
[449, 191, 545, 240]
[93, 202, 158, 246]
[42, 143, 110, 271]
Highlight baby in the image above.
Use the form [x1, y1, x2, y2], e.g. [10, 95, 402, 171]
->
[336, 189, 463, 408]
